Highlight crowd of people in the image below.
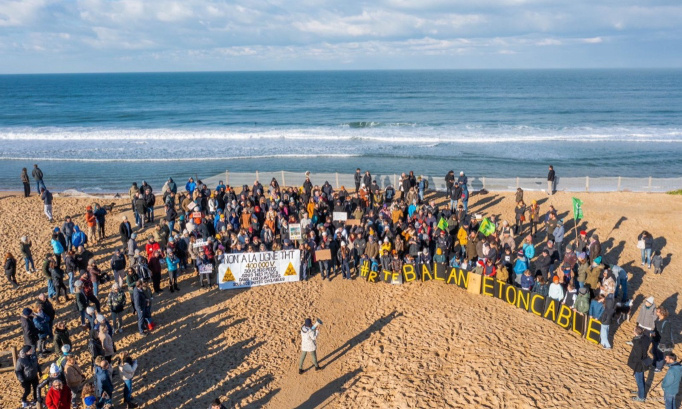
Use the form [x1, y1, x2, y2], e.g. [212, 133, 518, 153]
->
[8, 164, 677, 408]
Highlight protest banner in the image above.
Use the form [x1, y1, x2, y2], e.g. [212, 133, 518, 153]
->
[333, 212, 348, 222]
[218, 250, 300, 290]
[289, 223, 302, 241]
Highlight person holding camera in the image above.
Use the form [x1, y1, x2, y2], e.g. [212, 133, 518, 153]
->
[299, 318, 322, 374]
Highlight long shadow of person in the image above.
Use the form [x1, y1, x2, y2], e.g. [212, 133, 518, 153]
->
[318, 311, 401, 368]
[292, 367, 363, 409]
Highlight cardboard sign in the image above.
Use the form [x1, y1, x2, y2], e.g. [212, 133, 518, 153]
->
[315, 249, 332, 261]
[333, 212, 348, 222]
[345, 219, 362, 226]
[199, 264, 213, 275]
[289, 224, 302, 241]
[467, 272, 482, 295]
[192, 212, 202, 220]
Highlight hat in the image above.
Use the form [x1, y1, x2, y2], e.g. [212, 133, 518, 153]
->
[341, 242, 346, 247]
[74, 279, 83, 288]
[96, 314, 105, 323]
[84, 396, 97, 406]
[558, 219, 564, 226]
[577, 252, 586, 260]
[111, 283, 119, 290]
[594, 256, 602, 264]
[580, 230, 586, 236]
[86, 306, 95, 314]
[21, 345, 32, 355]
[566, 244, 573, 252]
[61, 345, 71, 354]
[517, 250, 524, 256]
[304, 318, 313, 328]
[553, 276, 560, 283]
[86, 206, 92, 211]
[646, 296, 655, 304]
[579, 287, 588, 295]
[131, 233, 137, 238]
[50, 363, 60, 375]
[22, 307, 32, 316]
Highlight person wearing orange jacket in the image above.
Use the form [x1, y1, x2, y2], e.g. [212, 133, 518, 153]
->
[84, 207, 97, 246]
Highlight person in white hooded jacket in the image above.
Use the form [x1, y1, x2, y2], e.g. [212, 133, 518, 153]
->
[299, 318, 321, 374]
[119, 352, 139, 408]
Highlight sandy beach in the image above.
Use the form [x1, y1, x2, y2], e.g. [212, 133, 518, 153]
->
[0, 189, 680, 408]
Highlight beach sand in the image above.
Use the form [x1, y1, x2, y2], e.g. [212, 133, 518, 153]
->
[0, 190, 680, 408]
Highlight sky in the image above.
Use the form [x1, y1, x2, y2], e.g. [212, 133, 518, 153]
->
[0, 0, 681, 73]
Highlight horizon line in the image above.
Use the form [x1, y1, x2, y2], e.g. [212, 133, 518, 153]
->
[1, 67, 681, 76]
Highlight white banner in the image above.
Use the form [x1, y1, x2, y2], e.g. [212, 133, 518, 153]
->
[218, 250, 300, 290]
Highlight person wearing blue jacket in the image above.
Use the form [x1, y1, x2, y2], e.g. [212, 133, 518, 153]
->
[589, 295, 605, 319]
[513, 250, 528, 286]
[185, 177, 196, 195]
[32, 306, 51, 357]
[166, 251, 181, 292]
[522, 236, 535, 260]
[95, 359, 114, 406]
[51, 232, 65, 268]
[662, 353, 682, 409]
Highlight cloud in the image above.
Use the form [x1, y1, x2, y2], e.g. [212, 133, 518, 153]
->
[0, 0, 680, 72]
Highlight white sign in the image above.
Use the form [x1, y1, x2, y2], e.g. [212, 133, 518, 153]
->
[289, 223, 302, 241]
[218, 250, 301, 290]
[199, 264, 213, 275]
[193, 239, 208, 248]
[333, 212, 348, 221]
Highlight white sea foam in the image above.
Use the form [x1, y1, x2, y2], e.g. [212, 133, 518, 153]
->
[0, 125, 680, 144]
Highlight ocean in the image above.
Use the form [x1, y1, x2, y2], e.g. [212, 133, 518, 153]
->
[1, 69, 681, 193]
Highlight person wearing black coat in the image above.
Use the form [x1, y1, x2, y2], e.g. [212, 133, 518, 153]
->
[401, 173, 411, 200]
[354, 169, 362, 194]
[15, 345, 41, 406]
[133, 281, 149, 336]
[362, 171, 372, 191]
[20, 308, 38, 348]
[143, 189, 156, 223]
[4, 253, 18, 288]
[534, 249, 552, 280]
[119, 216, 133, 248]
[547, 165, 556, 195]
[38, 293, 56, 324]
[627, 326, 651, 401]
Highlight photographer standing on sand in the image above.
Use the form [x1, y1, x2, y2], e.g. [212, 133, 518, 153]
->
[299, 318, 322, 374]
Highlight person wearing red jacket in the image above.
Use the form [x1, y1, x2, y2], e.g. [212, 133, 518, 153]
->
[145, 238, 161, 259]
[45, 378, 72, 409]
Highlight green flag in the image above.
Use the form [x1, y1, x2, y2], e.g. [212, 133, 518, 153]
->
[478, 217, 495, 237]
[572, 197, 584, 220]
[437, 217, 448, 232]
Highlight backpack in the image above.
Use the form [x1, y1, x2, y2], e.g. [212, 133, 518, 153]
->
[575, 293, 590, 314]
[87, 338, 104, 359]
[135, 263, 151, 281]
